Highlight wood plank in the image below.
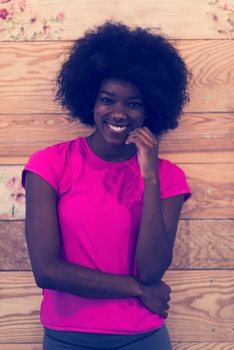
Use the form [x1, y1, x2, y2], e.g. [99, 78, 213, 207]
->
[0, 112, 233, 164]
[0, 166, 25, 220]
[165, 270, 234, 342]
[172, 220, 234, 269]
[0, 271, 233, 342]
[160, 113, 234, 164]
[0, 221, 29, 271]
[0, 272, 42, 343]
[172, 344, 234, 350]
[0, 114, 93, 162]
[180, 163, 234, 219]
[120, 1, 234, 40]
[0, 0, 233, 40]
[0, 164, 234, 220]
[0, 40, 233, 114]
[0, 344, 234, 350]
[1, 220, 234, 270]
[0, 346, 41, 350]
[183, 40, 234, 113]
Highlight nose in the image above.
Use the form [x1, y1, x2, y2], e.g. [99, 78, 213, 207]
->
[112, 102, 127, 118]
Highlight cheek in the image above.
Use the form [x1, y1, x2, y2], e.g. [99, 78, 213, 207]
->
[93, 105, 106, 122]
[134, 113, 145, 127]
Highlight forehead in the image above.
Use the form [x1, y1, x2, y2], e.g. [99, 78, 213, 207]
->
[99, 78, 143, 97]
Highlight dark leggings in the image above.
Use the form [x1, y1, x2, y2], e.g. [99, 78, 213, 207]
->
[43, 325, 172, 350]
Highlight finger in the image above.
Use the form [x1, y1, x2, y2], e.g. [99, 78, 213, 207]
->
[158, 309, 168, 319]
[126, 134, 156, 149]
[126, 134, 154, 149]
[161, 281, 172, 294]
[137, 128, 158, 146]
[130, 127, 158, 146]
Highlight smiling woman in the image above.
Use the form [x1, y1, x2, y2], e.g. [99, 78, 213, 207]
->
[22, 21, 191, 350]
[56, 21, 190, 136]
[89, 78, 146, 159]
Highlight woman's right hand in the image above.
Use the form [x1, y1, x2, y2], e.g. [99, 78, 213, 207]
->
[139, 280, 171, 319]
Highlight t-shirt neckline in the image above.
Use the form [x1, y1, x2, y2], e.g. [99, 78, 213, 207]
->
[81, 137, 137, 167]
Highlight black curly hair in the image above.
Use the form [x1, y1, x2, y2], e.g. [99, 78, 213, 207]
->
[56, 21, 190, 136]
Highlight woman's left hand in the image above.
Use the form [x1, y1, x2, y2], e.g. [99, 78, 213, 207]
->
[126, 127, 159, 180]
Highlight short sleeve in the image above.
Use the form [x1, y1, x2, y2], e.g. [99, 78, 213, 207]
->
[159, 159, 191, 201]
[22, 146, 61, 192]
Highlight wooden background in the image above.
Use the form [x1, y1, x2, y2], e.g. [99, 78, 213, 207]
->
[0, 1, 234, 349]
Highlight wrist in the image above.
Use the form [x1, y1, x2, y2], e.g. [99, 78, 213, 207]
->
[134, 277, 145, 297]
[143, 175, 159, 185]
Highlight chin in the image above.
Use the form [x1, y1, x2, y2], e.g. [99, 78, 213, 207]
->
[104, 135, 128, 146]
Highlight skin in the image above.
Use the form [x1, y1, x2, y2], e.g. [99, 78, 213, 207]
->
[25, 77, 184, 320]
[88, 78, 184, 284]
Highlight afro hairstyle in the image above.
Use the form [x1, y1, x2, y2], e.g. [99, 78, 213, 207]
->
[56, 21, 190, 136]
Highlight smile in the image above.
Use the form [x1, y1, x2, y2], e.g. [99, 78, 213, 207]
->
[106, 122, 129, 133]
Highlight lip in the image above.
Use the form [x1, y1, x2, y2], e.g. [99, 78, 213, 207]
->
[104, 121, 132, 136]
[105, 120, 131, 127]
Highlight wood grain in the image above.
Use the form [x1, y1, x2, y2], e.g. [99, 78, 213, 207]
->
[172, 220, 234, 269]
[164, 270, 234, 342]
[181, 164, 234, 219]
[172, 344, 234, 350]
[0, 40, 233, 114]
[0, 272, 42, 343]
[0, 0, 233, 40]
[0, 221, 29, 271]
[0, 164, 234, 220]
[0, 112, 233, 164]
[0, 2, 233, 349]
[0, 114, 93, 163]
[160, 113, 234, 164]
[0, 271, 233, 342]
[1, 220, 234, 271]
[0, 343, 234, 350]
[0, 166, 25, 220]
[0, 346, 41, 350]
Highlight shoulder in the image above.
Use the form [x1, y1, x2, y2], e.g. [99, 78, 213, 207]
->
[159, 158, 186, 178]
[158, 158, 191, 201]
[22, 138, 80, 191]
[32, 138, 79, 159]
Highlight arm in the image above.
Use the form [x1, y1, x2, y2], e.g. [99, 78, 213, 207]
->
[126, 128, 184, 284]
[24, 171, 141, 298]
[24, 171, 171, 318]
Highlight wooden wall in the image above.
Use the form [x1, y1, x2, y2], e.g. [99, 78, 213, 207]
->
[0, 1, 234, 349]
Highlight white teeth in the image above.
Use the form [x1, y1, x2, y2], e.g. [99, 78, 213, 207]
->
[108, 123, 127, 132]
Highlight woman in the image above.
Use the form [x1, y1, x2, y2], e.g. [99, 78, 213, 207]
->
[22, 21, 191, 349]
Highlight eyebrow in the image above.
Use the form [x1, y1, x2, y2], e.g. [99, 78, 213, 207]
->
[100, 90, 143, 99]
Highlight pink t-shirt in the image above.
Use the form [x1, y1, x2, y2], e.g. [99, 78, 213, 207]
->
[22, 137, 191, 334]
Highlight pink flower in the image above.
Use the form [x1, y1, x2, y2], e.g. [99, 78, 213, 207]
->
[31, 16, 37, 23]
[213, 14, 219, 22]
[5, 176, 23, 193]
[0, 8, 9, 19]
[56, 11, 65, 21]
[15, 192, 25, 204]
[43, 22, 51, 34]
[19, 0, 26, 12]
[223, 3, 234, 11]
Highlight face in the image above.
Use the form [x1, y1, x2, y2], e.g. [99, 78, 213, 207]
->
[93, 78, 145, 146]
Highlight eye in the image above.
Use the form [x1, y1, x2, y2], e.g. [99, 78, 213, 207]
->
[128, 101, 143, 109]
[100, 97, 114, 105]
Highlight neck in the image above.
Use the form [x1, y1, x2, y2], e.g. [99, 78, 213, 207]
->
[86, 133, 136, 162]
